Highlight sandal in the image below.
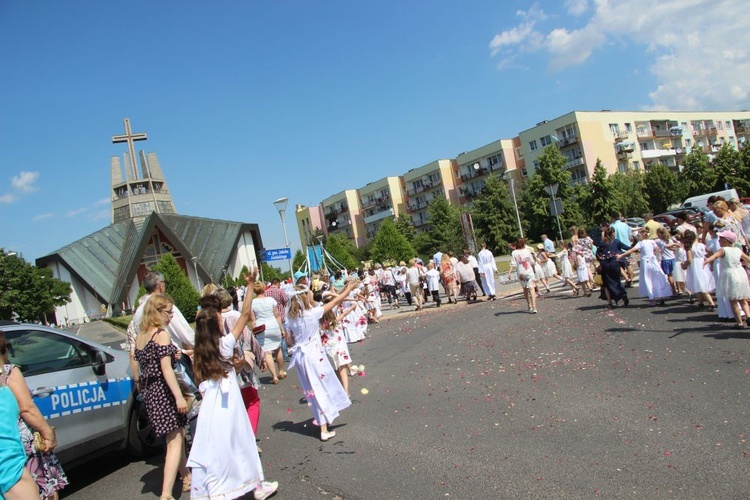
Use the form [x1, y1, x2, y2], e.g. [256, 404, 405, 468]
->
[278, 372, 287, 380]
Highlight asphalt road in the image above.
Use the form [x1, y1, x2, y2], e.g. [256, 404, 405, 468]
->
[61, 288, 749, 499]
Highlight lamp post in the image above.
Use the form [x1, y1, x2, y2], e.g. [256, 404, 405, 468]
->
[191, 256, 200, 291]
[273, 197, 294, 280]
[505, 174, 524, 238]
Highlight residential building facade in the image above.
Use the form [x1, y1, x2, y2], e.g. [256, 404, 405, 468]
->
[321, 189, 366, 248]
[402, 159, 459, 231]
[358, 176, 406, 239]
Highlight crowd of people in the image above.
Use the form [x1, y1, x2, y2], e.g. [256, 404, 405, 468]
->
[1, 195, 748, 500]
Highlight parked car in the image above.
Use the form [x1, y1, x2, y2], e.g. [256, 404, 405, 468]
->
[0, 320, 161, 467]
[625, 217, 645, 228]
[660, 208, 703, 226]
[651, 214, 679, 232]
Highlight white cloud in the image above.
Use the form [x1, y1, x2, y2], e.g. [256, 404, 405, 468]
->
[94, 198, 110, 206]
[0, 193, 16, 204]
[489, 0, 750, 110]
[11, 171, 39, 193]
[564, 0, 588, 16]
[32, 212, 54, 221]
[89, 209, 110, 221]
[66, 208, 87, 217]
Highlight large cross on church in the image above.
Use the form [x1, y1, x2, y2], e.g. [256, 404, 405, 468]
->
[112, 118, 147, 180]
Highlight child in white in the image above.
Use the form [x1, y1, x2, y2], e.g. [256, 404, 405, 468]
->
[286, 280, 356, 441]
[706, 229, 733, 319]
[618, 229, 672, 305]
[704, 230, 750, 329]
[573, 245, 591, 296]
[672, 233, 687, 296]
[556, 244, 580, 294]
[681, 230, 715, 309]
[320, 296, 357, 396]
[425, 261, 442, 307]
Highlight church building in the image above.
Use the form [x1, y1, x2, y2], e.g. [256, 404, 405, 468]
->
[36, 118, 263, 325]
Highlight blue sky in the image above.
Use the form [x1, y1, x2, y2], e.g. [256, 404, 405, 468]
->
[1, 0, 748, 262]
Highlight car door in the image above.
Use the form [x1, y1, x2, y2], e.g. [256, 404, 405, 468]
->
[4, 327, 129, 456]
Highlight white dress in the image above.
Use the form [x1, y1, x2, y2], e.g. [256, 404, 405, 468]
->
[707, 238, 733, 318]
[511, 248, 536, 289]
[557, 249, 575, 279]
[252, 296, 282, 351]
[477, 248, 498, 296]
[634, 240, 672, 300]
[287, 306, 351, 426]
[717, 246, 750, 300]
[322, 320, 352, 370]
[685, 243, 715, 294]
[576, 254, 590, 283]
[188, 334, 263, 499]
[672, 246, 687, 283]
[342, 292, 366, 343]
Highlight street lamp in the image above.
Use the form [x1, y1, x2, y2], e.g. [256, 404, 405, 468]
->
[503, 172, 524, 238]
[191, 256, 200, 291]
[273, 197, 294, 280]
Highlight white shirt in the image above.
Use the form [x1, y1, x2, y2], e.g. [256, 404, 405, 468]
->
[131, 293, 195, 350]
[467, 255, 479, 269]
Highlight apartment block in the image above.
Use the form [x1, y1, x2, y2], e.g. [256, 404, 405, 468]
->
[321, 189, 366, 248]
[359, 176, 406, 239]
[402, 159, 459, 230]
[455, 138, 523, 204]
[294, 203, 325, 248]
[519, 110, 750, 184]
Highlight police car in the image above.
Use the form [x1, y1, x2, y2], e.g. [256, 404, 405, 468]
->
[0, 321, 161, 466]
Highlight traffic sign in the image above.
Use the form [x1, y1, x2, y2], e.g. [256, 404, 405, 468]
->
[261, 247, 292, 262]
[549, 198, 564, 216]
[545, 183, 559, 197]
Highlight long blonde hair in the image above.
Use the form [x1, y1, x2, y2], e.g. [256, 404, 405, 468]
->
[287, 285, 313, 319]
[140, 295, 173, 333]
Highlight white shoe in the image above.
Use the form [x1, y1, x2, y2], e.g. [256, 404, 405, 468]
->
[321, 430, 337, 441]
[530, 309, 538, 314]
[254, 481, 279, 500]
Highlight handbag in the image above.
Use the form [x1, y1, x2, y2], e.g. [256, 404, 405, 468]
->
[33, 427, 55, 453]
[252, 324, 266, 335]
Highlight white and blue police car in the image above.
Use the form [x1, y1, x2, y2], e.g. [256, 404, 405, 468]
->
[1, 321, 161, 466]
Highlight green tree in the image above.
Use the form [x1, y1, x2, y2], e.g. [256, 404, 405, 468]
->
[0, 250, 71, 322]
[393, 214, 416, 241]
[260, 262, 285, 282]
[643, 163, 681, 213]
[521, 145, 586, 240]
[580, 159, 621, 226]
[712, 142, 750, 196]
[369, 218, 416, 263]
[680, 144, 715, 198]
[152, 253, 200, 318]
[324, 233, 359, 269]
[470, 175, 522, 254]
[292, 249, 306, 271]
[737, 141, 750, 198]
[610, 169, 650, 218]
[426, 196, 464, 254]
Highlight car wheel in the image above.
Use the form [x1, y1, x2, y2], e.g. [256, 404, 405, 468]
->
[127, 395, 163, 457]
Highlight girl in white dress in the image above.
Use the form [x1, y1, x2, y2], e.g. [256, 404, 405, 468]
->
[618, 229, 672, 305]
[342, 288, 367, 343]
[573, 245, 592, 297]
[681, 230, 716, 310]
[534, 245, 551, 293]
[509, 239, 538, 313]
[320, 296, 357, 396]
[706, 229, 734, 319]
[189, 268, 278, 500]
[704, 230, 750, 329]
[672, 233, 687, 295]
[287, 281, 356, 442]
[555, 243, 579, 294]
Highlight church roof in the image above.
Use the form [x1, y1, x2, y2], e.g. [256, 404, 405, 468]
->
[36, 213, 262, 307]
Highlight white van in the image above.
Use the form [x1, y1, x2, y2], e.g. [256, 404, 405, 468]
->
[681, 189, 739, 210]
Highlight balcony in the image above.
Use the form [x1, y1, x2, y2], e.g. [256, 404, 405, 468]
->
[692, 127, 718, 136]
[614, 130, 629, 140]
[460, 168, 487, 181]
[364, 208, 394, 225]
[641, 148, 677, 159]
[734, 123, 749, 134]
[360, 193, 391, 210]
[617, 151, 633, 160]
[413, 218, 429, 228]
[615, 141, 635, 153]
[565, 157, 585, 169]
[556, 135, 579, 148]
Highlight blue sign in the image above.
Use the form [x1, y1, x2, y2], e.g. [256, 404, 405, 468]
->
[35, 378, 133, 419]
[261, 247, 292, 262]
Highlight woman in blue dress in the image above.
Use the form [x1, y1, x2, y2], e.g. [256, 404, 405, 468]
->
[0, 363, 39, 500]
